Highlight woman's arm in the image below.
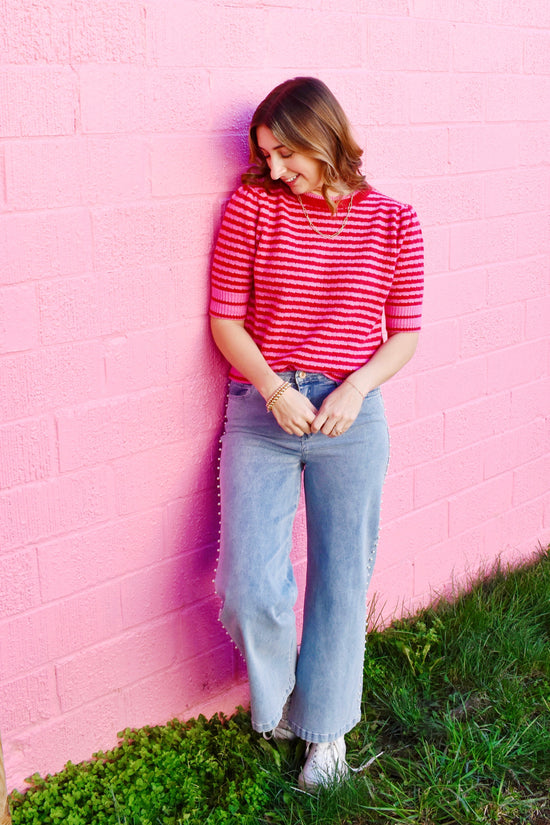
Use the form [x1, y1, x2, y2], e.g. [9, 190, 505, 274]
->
[210, 317, 281, 399]
[311, 331, 419, 436]
[345, 331, 419, 397]
[210, 317, 318, 435]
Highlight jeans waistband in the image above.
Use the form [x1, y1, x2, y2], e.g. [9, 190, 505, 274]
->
[276, 370, 340, 390]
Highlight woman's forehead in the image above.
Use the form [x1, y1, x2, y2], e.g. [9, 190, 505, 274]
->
[256, 124, 284, 151]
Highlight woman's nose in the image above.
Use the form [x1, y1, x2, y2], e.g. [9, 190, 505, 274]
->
[270, 157, 286, 180]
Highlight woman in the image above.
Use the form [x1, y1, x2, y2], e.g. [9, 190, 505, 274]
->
[209, 77, 423, 789]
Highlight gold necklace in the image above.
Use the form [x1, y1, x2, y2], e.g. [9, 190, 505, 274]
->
[297, 192, 354, 239]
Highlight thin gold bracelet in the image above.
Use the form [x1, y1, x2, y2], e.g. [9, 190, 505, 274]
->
[266, 381, 291, 412]
[345, 378, 365, 399]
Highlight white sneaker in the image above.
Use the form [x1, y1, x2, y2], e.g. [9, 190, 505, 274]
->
[263, 695, 297, 742]
[298, 736, 349, 790]
[272, 717, 297, 741]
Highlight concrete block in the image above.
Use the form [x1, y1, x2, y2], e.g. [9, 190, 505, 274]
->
[80, 66, 210, 133]
[0, 283, 39, 353]
[382, 468, 414, 522]
[91, 199, 214, 272]
[0, 208, 92, 286]
[484, 419, 550, 480]
[423, 269, 486, 322]
[368, 18, 450, 71]
[484, 168, 549, 218]
[415, 357, 487, 419]
[510, 379, 550, 428]
[0, 342, 104, 421]
[450, 217, 517, 270]
[5, 137, 149, 210]
[55, 616, 179, 711]
[459, 305, 523, 359]
[37, 511, 165, 601]
[0, 416, 54, 489]
[452, 23, 521, 72]
[449, 124, 519, 174]
[0, 668, 58, 735]
[449, 474, 514, 536]
[0, 467, 114, 551]
[0, 549, 41, 620]
[390, 413, 445, 470]
[57, 385, 185, 472]
[0, 67, 77, 138]
[412, 175, 483, 225]
[414, 443, 484, 508]
[444, 392, 512, 453]
[487, 341, 547, 394]
[525, 296, 550, 341]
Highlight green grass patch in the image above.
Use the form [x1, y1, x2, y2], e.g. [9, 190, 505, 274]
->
[9, 546, 550, 824]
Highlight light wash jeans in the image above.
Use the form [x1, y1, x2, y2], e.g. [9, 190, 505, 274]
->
[216, 370, 390, 743]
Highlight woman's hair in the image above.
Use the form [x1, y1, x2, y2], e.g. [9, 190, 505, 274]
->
[242, 77, 369, 213]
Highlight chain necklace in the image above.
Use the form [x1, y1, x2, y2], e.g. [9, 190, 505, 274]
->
[297, 192, 354, 239]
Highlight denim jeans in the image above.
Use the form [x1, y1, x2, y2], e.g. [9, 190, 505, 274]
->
[216, 370, 390, 743]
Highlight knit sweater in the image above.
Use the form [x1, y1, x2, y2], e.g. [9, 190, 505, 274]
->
[209, 184, 424, 382]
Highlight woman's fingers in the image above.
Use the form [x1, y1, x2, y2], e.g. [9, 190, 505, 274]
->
[311, 384, 363, 435]
[271, 385, 364, 437]
[271, 387, 317, 434]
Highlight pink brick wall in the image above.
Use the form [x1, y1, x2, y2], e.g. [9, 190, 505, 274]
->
[1, 0, 549, 791]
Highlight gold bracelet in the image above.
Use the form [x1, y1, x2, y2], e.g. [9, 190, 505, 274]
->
[345, 378, 365, 399]
[266, 381, 290, 412]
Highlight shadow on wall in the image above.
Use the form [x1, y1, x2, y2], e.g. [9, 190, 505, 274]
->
[173, 370, 241, 713]
[101, 209, 244, 723]
[216, 108, 255, 205]
[174, 113, 254, 711]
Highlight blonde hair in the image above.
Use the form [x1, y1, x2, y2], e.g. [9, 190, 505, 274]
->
[242, 77, 369, 213]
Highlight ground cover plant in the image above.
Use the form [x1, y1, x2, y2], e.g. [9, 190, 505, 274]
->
[9, 545, 550, 824]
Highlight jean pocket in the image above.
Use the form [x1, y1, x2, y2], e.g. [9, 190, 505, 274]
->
[228, 380, 254, 398]
[365, 387, 382, 400]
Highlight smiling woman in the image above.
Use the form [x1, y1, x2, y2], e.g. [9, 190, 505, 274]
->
[209, 76, 424, 791]
[256, 125, 325, 196]
[210, 78, 423, 788]
[244, 77, 367, 214]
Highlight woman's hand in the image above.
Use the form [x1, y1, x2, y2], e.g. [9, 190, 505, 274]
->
[270, 386, 318, 436]
[310, 382, 363, 437]
[309, 331, 419, 437]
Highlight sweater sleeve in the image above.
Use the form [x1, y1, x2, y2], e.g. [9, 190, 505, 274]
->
[209, 186, 260, 319]
[384, 206, 424, 334]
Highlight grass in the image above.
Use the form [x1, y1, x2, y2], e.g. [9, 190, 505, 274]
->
[9, 545, 550, 825]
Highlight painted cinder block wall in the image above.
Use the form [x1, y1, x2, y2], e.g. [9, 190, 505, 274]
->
[1, 0, 549, 791]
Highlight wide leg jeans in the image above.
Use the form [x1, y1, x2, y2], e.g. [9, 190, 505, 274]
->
[216, 371, 390, 743]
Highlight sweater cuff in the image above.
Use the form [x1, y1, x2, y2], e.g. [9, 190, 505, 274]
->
[209, 289, 249, 319]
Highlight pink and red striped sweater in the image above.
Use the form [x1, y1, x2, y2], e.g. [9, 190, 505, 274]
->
[209, 184, 424, 382]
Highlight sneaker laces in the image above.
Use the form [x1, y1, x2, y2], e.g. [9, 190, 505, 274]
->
[296, 746, 384, 794]
[347, 749, 384, 774]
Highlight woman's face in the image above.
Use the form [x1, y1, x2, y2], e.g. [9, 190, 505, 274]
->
[256, 124, 325, 196]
